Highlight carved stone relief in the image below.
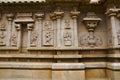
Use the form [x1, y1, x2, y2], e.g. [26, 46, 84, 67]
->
[81, 12, 102, 47]
[43, 21, 54, 46]
[64, 31, 72, 46]
[0, 23, 6, 46]
[11, 33, 17, 46]
[80, 34, 102, 47]
[117, 30, 120, 45]
[63, 20, 72, 46]
[30, 31, 38, 47]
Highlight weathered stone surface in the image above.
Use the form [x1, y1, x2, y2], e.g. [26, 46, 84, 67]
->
[0, 0, 120, 80]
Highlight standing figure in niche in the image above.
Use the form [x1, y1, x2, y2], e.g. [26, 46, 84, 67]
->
[45, 31, 53, 45]
[64, 32, 72, 46]
[0, 31, 5, 46]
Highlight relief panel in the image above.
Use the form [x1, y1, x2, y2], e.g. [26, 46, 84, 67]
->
[42, 21, 54, 46]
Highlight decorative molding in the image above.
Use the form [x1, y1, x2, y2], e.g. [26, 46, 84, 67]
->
[15, 24, 21, 31]
[27, 23, 34, 30]
[7, 14, 14, 21]
[54, 7, 64, 19]
[70, 7, 80, 19]
[82, 12, 102, 47]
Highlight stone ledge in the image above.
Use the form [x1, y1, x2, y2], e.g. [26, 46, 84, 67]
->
[0, 47, 19, 50]
[0, 79, 51, 80]
[27, 47, 108, 51]
[107, 63, 120, 70]
[107, 54, 120, 58]
[54, 55, 82, 58]
[52, 63, 85, 70]
[0, 62, 52, 69]
[0, 54, 53, 58]
[85, 62, 106, 68]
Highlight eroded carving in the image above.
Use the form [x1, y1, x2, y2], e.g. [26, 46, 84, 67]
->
[64, 31, 72, 46]
[0, 31, 5, 46]
[30, 31, 38, 47]
[43, 21, 54, 46]
[43, 31, 53, 46]
[82, 12, 102, 47]
[80, 34, 102, 47]
[11, 33, 17, 46]
[65, 20, 71, 29]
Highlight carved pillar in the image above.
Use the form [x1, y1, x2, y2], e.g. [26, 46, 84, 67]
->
[35, 13, 44, 47]
[27, 23, 34, 47]
[7, 14, 14, 46]
[54, 8, 64, 47]
[50, 13, 56, 46]
[70, 7, 80, 47]
[106, 7, 120, 47]
[15, 24, 21, 47]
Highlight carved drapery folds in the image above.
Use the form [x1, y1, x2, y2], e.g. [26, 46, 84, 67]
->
[81, 12, 102, 47]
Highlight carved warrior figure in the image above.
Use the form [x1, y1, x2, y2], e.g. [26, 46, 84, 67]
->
[44, 31, 53, 45]
[64, 31, 72, 46]
[30, 31, 38, 47]
[11, 33, 17, 46]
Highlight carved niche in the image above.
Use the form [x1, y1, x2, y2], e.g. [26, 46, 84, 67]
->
[63, 20, 72, 46]
[80, 12, 102, 47]
[43, 21, 54, 46]
[0, 23, 6, 46]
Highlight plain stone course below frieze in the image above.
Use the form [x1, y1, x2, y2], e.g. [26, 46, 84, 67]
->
[0, 62, 119, 70]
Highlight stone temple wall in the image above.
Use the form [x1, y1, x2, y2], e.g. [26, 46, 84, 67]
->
[0, 0, 120, 80]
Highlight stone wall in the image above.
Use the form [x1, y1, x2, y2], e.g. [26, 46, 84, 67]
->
[0, 0, 120, 80]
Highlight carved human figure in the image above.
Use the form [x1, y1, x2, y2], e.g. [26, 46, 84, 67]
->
[45, 31, 53, 45]
[30, 31, 38, 47]
[44, 21, 52, 30]
[11, 33, 17, 46]
[64, 32, 72, 46]
[65, 20, 70, 29]
[0, 31, 5, 46]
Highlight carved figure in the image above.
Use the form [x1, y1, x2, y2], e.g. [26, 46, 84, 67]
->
[64, 32, 72, 46]
[44, 21, 52, 30]
[30, 31, 38, 47]
[11, 33, 17, 46]
[45, 31, 53, 45]
[65, 20, 70, 29]
[0, 31, 5, 46]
